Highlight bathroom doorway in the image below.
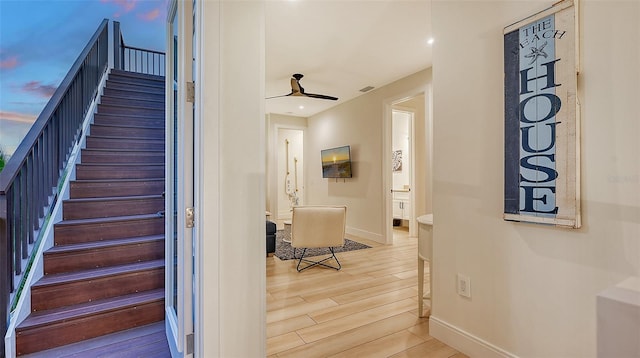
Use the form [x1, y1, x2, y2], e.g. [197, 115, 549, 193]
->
[391, 108, 414, 234]
[384, 92, 429, 243]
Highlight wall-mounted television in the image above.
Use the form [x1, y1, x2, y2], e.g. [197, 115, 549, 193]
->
[321, 145, 353, 178]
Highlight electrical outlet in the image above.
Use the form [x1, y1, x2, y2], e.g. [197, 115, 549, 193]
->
[457, 274, 471, 298]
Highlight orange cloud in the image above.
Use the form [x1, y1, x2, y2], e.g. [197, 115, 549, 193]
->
[101, 0, 138, 17]
[0, 111, 37, 124]
[0, 56, 19, 69]
[22, 81, 57, 98]
[139, 8, 160, 21]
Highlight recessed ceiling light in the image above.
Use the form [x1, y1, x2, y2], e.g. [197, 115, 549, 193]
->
[299, 105, 304, 110]
[427, 38, 435, 45]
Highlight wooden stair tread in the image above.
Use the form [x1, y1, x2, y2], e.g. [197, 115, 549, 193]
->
[82, 148, 164, 155]
[18, 322, 168, 358]
[91, 123, 164, 130]
[101, 94, 164, 104]
[110, 69, 165, 81]
[85, 135, 164, 140]
[64, 194, 163, 204]
[55, 213, 163, 227]
[17, 289, 164, 330]
[46, 234, 164, 254]
[72, 178, 163, 184]
[98, 102, 165, 111]
[107, 75, 164, 85]
[107, 73, 165, 87]
[77, 163, 164, 167]
[85, 135, 164, 142]
[34, 259, 164, 287]
[105, 80, 164, 93]
[108, 75, 165, 86]
[93, 113, 165, 121]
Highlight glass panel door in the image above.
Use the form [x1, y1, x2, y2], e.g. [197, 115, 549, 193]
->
[166, 0, 194, 356]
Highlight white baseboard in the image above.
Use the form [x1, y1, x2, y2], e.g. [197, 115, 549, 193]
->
[429, 315, 518, 358]
[345, 226, 384, 243]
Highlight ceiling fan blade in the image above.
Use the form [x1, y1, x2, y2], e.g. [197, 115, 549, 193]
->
[265, 93, 292, 100]
[304, 92, 339, 101]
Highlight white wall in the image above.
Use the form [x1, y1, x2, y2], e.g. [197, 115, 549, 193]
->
[306, 69, 431, 242]
[198, 1, 265, 357]
[430, 1, 640, 357]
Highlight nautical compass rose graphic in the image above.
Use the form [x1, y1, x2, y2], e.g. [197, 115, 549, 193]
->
[524, 41, 548, 64]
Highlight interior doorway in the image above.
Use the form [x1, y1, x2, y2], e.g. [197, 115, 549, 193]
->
[384, 92, 428, 243]
[391, 108, 414, 234]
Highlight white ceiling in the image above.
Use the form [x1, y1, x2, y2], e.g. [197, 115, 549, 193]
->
[265, 0, 432, 118]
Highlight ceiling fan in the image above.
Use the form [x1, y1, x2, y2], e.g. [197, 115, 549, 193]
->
[267, 73, 338, 101]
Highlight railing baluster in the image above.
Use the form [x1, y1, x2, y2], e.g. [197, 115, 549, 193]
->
[24, 155, 32, 257]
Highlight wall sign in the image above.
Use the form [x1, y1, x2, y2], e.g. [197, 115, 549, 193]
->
[503, 0, 581, 228]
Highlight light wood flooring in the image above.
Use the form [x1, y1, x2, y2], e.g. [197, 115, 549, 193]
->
[266, 228, 467, 358]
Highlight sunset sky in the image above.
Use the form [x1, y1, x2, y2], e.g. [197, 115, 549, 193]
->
[0, 0, 167, 159]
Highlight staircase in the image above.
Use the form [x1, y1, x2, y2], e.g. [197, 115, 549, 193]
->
[14, 69, 166, 356]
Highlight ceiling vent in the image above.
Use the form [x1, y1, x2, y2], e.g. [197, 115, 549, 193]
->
[359, 86, 375, 93]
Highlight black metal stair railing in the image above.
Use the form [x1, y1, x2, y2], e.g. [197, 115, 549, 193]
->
[113, 21, 165, 76]
[0, 19, 109, 357]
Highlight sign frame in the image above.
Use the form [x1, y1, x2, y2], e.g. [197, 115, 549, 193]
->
[503, 0, 581, 228]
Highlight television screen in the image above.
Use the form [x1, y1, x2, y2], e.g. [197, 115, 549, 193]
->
[321, 145, 353, 178]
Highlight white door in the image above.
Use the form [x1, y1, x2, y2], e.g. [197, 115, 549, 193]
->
[166, 0, 194, 356]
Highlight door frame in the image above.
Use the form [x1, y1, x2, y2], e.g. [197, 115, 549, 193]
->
[383, 87, 427, 243]
[165, 0, 195, 356]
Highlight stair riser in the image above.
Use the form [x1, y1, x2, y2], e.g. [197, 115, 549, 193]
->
[106, 80, 164, 93]
[97, 104, 164, 117]
[54, 217, 164, 245]
[90, 125, 164, 139]
[110, 69, 164, 80]
[85, 137, 164, 151]
[80, 151, 165, 165]
[15, 299, 164, 356]
[103, 87, 164, 102]
[100, 96, 165, 109]
[70, 180, 164, 198]
[31, 268, 164, 312]
[63, 197, 164, 220]
[44, 240, 164, 275]
[93, 116, 164, 128]
[76, 165, 164, 180]
[108, 76, 165, 88]
[110, 68, 164, 78]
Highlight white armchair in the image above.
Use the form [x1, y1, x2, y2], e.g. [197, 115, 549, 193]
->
[291, 205, 347, 272]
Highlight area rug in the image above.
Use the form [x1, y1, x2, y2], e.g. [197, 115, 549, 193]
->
[274, 230, 371, 261]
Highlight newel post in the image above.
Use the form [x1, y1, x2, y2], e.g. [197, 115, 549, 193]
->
[113, 21, 122, 70]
